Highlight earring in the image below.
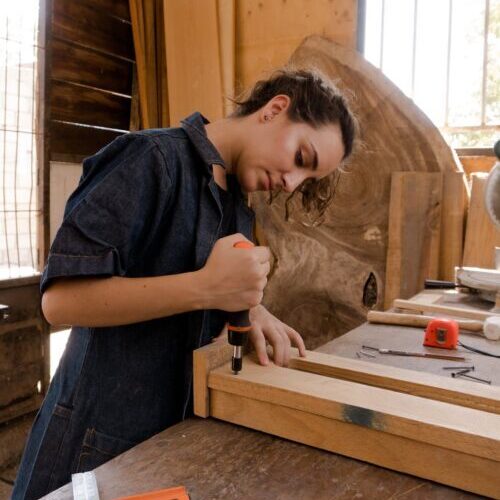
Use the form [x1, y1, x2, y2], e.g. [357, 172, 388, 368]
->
[265, 115, 272, 121]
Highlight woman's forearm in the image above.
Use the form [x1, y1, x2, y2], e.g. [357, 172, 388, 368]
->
[41, 272, 209, 327]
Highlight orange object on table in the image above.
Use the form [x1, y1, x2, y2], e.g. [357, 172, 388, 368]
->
[424, 318, 459, 350]
[113, 486, 189, 500]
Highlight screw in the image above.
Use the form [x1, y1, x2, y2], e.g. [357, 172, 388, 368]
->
[454, 372, 491, 384]
[443, 366, 474, 371]
[451, 369, 472, 377]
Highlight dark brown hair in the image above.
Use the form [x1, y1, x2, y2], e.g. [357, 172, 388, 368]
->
[232, 68, 359, 222]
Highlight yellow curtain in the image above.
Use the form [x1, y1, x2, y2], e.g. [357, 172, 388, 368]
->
[129, 0, 169, 129]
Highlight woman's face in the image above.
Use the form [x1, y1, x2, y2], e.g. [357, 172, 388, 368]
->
[233, 97, 345, 193]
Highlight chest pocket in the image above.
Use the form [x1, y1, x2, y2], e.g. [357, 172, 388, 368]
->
[76, 428, 138, 472]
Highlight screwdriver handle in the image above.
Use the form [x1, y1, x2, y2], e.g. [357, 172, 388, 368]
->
[227, 241, 254, 374]
[227, 240, 254, 334]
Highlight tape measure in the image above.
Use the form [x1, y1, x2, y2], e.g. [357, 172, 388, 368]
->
[424, 318, 459, 350]
[72, 472, 100, 500]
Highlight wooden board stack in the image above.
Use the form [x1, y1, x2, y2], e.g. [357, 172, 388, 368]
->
[194, 342, 500, 499]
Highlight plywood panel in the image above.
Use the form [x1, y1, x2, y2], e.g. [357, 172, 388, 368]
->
[217, 0, 236, 116]
[163, 0, 223, 125]
[236, 0, 357, 89]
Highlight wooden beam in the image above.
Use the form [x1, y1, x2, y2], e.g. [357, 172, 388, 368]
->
[393, 298, 500, 321]
[288, 351, 500, 414]
[210, 390, 500, 499]
[208, 360, 500, 461]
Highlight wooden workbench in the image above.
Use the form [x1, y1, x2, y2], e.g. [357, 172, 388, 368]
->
[44, 306, 499, 499]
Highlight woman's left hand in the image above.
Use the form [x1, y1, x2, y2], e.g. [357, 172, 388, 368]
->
[248, 304, 306, 367]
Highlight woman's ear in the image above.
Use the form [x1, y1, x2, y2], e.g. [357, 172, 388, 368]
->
[259, 94, 290, 123]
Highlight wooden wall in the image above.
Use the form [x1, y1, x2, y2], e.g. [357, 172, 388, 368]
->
[48, 0, 134, 162]
[236, 0, 357, 90]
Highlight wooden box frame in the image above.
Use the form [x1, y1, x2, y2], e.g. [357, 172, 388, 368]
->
[194, 342, 500, 499]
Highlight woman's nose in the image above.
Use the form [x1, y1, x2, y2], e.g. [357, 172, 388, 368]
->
[282, 171, 306, 193]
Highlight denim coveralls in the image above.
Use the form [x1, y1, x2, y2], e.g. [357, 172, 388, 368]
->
[12, 113, 255, 500]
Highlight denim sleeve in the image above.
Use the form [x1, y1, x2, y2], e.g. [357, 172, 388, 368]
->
[40, 134, 172, 293]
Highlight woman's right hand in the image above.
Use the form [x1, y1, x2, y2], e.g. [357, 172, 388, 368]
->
[198, 233, 271, 312]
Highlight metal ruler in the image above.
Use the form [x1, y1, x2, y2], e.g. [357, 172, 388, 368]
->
[72, 471, 100, 500]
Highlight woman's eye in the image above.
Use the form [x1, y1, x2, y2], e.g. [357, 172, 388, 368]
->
[295, 150, 304, 167]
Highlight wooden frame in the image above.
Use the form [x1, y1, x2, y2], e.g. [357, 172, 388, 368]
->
[194, 342, 500, 499]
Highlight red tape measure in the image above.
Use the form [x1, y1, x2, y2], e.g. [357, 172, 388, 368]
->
[424, 318, 459, 350]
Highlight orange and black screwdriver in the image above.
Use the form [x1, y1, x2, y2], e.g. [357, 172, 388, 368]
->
[227, 241, 254, 375]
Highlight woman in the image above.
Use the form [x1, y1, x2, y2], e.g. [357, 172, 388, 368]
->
[13, 68, 357, 499]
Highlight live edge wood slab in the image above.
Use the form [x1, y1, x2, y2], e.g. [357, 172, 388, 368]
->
[194, 341, 500, 499]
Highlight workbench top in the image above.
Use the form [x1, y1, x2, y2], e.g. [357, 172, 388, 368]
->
[43, 312, 497, 499]
[318, 320, 500, 386]
[43, 417, 479, 500]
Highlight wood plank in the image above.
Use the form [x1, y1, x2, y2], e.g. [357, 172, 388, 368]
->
[79, 0, 131, 21]
[51, 38, 133, 95]
[217, 0, 235, 116]
[0, 362, 42, 407]
[163, 0, 223, 125]
[463, 173, 500, 269]
[50, 121, 124, 162]
[459, 155, 496, 177]
[288, 351, 500, 414]
[51, 80, 131, 130]
[394, 298, 500, 321]
[0, 395, 43, 425]
[208, 360, 500, 461]
[384, 172, 443, 309]
[0, 324, 43, 372]
[193, 339, 233, 418]
[52, 0, 134, 61]
[0, 284, 41, 324]
[439, 171, 467, 281]
[210, 390, 500, 499]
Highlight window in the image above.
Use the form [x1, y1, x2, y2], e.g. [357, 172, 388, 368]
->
[0, 1, 42, 279]
[362, 0, 499, 148]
